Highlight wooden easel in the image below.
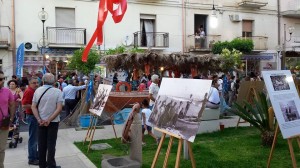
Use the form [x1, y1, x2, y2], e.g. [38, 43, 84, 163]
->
[83, 114, 98, 153]
[267, 124, 300, 168]
[151, 127, 196, 168]
[236, 82, 260, 128]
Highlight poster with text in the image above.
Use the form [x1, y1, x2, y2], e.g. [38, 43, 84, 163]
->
[89, 84, 112, 116]
[149, 78, 212, 142]
[262, 70, 300, 139]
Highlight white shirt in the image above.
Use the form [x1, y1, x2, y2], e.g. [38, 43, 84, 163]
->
[142, 108, 152, 126]
[217, 79, 223, 91]
[208, 87, 220, 104]
[149, 83, 159, 106]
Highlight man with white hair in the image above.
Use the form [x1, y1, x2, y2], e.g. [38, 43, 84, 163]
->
[31, 73, 63, 168]
[149, 74, 160, 110]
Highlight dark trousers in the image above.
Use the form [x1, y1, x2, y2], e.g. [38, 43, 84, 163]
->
[38, 122, 59, 168]
[64, 99, 78, 117]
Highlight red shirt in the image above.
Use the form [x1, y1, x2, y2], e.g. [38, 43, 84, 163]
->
[22, 86, 35, 115]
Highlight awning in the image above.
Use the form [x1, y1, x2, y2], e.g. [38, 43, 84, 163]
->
[242, 54, 273, 60]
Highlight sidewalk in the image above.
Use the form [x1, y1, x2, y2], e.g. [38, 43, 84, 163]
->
[4, 116, 247, 168]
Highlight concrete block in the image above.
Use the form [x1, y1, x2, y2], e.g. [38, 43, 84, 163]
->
[101, 156, 141, 168]
[200, 108, 220, 121]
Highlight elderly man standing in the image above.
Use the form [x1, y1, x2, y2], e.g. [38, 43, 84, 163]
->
[31, 73, 63, 168]
[22, 76, 39, 165]
[0, 71, 15, 168]
[63, 79, 86, 117]
[149, 74, 160, 110]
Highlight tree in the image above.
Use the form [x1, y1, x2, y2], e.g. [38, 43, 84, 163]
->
[220, 48, 242, 72]
[67, 48, 100, 75]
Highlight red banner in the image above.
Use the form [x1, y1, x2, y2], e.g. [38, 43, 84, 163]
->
[82, 0, 127, 62]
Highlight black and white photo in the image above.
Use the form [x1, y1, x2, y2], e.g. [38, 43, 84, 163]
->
[279, 100, 300, 122]
[270, 75, 290, 91]
[90, 84, 112, 116]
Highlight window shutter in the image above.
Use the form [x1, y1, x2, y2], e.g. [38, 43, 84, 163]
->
[242, 20, 253, 32]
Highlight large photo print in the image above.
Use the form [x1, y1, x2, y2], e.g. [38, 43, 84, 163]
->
[89, 84, 112, 116]
[149, 78, 212, 142]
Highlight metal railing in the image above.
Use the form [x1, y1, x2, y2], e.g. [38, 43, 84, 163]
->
[187, 35, 221, 50]
[238, 36, 268, 50]
[0, 26, 10, 47]
[133, 31, 169, 48]
[47, 27, 86, 46]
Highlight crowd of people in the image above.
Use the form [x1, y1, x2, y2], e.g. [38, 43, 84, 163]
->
[0, 70, 92, 168]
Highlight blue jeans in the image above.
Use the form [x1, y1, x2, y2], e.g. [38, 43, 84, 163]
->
[27, 115, 38, 161]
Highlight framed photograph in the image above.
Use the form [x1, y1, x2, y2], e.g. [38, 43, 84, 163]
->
[149, 78, 212, 142]
[89, 84, 112, 116]
[262, 70, 300, 138]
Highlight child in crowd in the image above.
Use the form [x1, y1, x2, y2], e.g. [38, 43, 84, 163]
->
[141, 99, 160, 145]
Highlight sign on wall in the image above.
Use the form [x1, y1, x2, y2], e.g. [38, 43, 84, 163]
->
[262, 70, 300, 138]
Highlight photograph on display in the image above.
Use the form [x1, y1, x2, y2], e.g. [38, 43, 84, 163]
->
[149, 78, 212, 142]
[89, 84, 112, 116]
[279, 100, 300, 122]
[270, 75, 290, 91]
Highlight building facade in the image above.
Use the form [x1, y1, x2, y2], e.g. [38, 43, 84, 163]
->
[1, 0, 299, 78]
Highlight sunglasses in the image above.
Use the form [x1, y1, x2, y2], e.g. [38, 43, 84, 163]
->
[0, 78, 4, 81]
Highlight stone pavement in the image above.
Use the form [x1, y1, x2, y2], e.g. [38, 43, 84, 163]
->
[4, 116, 247, 168]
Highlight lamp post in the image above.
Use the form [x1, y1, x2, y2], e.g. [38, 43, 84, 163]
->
[281, 24, 294, 70]
[38, 8, 48, 71]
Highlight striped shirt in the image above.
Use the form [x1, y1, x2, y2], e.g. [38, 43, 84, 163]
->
[62, 84, 86, 100]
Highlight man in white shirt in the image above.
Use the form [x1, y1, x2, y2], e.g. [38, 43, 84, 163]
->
[63, 80, 86, 116]
[206, 81, 220, 109]
[149, 74, 160, 110]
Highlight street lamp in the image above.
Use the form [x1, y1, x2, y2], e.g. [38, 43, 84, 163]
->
[281, 24, 294, 70]
[38, 8, 48, 71]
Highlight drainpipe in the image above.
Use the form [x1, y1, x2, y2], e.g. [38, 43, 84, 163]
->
[182, 0, 185, 52]
[277, 0, 280, 45]
[11, 0, 16, 76]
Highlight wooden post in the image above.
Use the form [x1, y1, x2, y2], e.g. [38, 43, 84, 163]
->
[175, 138, 183, 168]
[163, 136, 174, 168]
[151, 133, 166, 168]
[267, 124, 279, 168]
[287, 138, 297, 168]
[83, 114, 98, 153]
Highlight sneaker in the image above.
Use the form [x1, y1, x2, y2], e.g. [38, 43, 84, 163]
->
[28, 160, 39, 165]
[7, 137, 12, 140]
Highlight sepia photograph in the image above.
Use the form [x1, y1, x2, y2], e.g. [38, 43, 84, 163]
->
[279, 100, 300, 122]
[90, 84, 112, 116]
[270, 75, 290, 91]
[149, 78, 212, 142]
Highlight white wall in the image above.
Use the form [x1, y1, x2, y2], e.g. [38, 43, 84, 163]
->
[0, 0, 14, 78]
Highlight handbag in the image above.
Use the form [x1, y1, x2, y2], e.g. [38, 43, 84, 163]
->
[0, 107, 10, 128]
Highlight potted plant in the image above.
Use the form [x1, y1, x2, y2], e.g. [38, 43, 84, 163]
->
[229, 92, 275, 146]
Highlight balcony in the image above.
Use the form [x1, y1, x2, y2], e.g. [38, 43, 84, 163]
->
[0, 26, 10, 48]
[281, 0, 300, 18]
[187, 35, 221, 51]
[133, 31, 169, 49]
[238, 36, 268, 50]
[238, 0, 268, 8]
[47, 27, 86, 48]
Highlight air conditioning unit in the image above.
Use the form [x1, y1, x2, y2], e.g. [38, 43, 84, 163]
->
[24, 42, 38, 52]
[229, 14, 241, 22]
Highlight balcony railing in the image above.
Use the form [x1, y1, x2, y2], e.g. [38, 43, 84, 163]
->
[238, 0, 268, 8]
[133, 31, 169, 48]
[281, 0, 300, 18]
[238, 36, 268, 50]
[47, 27, 86, 47]
[0, 26, 10, 48]
[187, 35, 221, 51]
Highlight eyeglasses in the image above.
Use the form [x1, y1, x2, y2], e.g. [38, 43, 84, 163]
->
[0, 78, 4, 81]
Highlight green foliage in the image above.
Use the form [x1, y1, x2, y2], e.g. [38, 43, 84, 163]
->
[229, 92, 274, 133]
[104, 45, 145, 55]
[212, 38, 254, 54]
[67, 48, 100, 75]
[220, 48, 242, 71]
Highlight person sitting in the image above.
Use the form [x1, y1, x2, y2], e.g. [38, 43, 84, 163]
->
[206, 80, 220, 109]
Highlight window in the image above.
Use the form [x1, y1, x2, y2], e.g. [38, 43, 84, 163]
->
[242, 20, 253, 37]
[140, 14, 156, 47]
[55, 7, 75, 43]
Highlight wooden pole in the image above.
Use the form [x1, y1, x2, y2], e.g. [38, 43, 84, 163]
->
[267, 124, 279, 168]
[151, 133, 166, 168]
[175, 138, 183, 168]
[188, 141, 196, 168]
[163, 136, 174, 168]
[287, 138, 297, 168]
